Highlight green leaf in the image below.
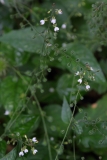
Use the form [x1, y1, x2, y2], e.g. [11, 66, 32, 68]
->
[89, 81, 107, 94]
[57, 74, 76, 99]
[11, 115, 39, 136]
[76, 95, 107, 121]
[61, 43, 106, 84]
[0, 147, 17, 160]
[0, 145, 26, 160]
[61, 97, 72, 124]
[75, 95, 107, 154]
[43, 105, 67, 138]
[0, 27, 44, 53]
[0, 141, 6, 159]
[57, 74, 85, 100]
[0, 76, 26, 109]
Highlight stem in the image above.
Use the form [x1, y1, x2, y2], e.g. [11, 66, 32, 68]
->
[33, 94, 52, 160]
[0, 67, 36, 139]
[12, 67, 28, 84]
[13, 0, 42, 36]
[73, 137, 76, 160]
[55, 91, 79, 160]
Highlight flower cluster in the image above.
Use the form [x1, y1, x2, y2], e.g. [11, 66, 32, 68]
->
[75, 66, 94, 90]
[55, 9, 62, 14]
[40, 9, 63, 32]
[19, 148, 28, 157]
[19, 136, 38, 157]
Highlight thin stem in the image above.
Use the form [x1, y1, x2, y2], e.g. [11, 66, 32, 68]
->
[73, 137, 76, 160]
[0, 84, 32, 139]
[0, 66, 37, 139]
[33, 94, 52, 160]
[55, 91, 79, 160]
[13, 0, 43, 36]
[12, 67, 28, 84]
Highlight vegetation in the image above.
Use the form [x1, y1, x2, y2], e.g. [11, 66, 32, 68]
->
[0, 0, 107, 159]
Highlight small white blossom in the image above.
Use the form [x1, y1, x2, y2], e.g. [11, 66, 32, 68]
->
[40, 20, 45, 25]
[24, 149, 28, 153]
[33, 149, 38, 155]
[90, 67, 93, 71]
[75, 71, 80, 76]
[57, 9, 62, 14]
[62, 43, 67, 47]
[86, 85, 90, 90]
[19, 151, 24, 157]
[46, 43, 52, 47]
[49, 87, 54, 93]
[50, 137, 54, 141]
[93, 76, 95, 80]
[54, 27, 59, 32]
[78, 78, 82, 84]
[51, 17, 56, 24]
[61, 24, 66, 29]
[32, 137, 37, 143]
[4, 110, 10, 115]
[0, 0, 4, 4]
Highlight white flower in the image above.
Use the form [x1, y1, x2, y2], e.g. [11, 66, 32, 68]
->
[58, 9, 62, 14]
[78, 78, 82, 84]
[50, 137, 54, 141]
[86, 85, 90, 90]
[46, 43, 52, 47]
[32, 137, 37, 142]
[24, 149, 28, 153]
[4, 110, 10, 115]
[0, 0, 4, 4]
[75, 71, 80, 76]
[90, 67, 93, 71]
[40, 20, 45, 25]
[51, 17, 56, 24]
[49, 87, 54, 93]
[19, 151, 24, 157]
[33, 149, 38, 155]
[54, 27, 59, 32]
[92, 76, 95, 81]
[61, 24, 66, 29]
[62, 43, 67, 47]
